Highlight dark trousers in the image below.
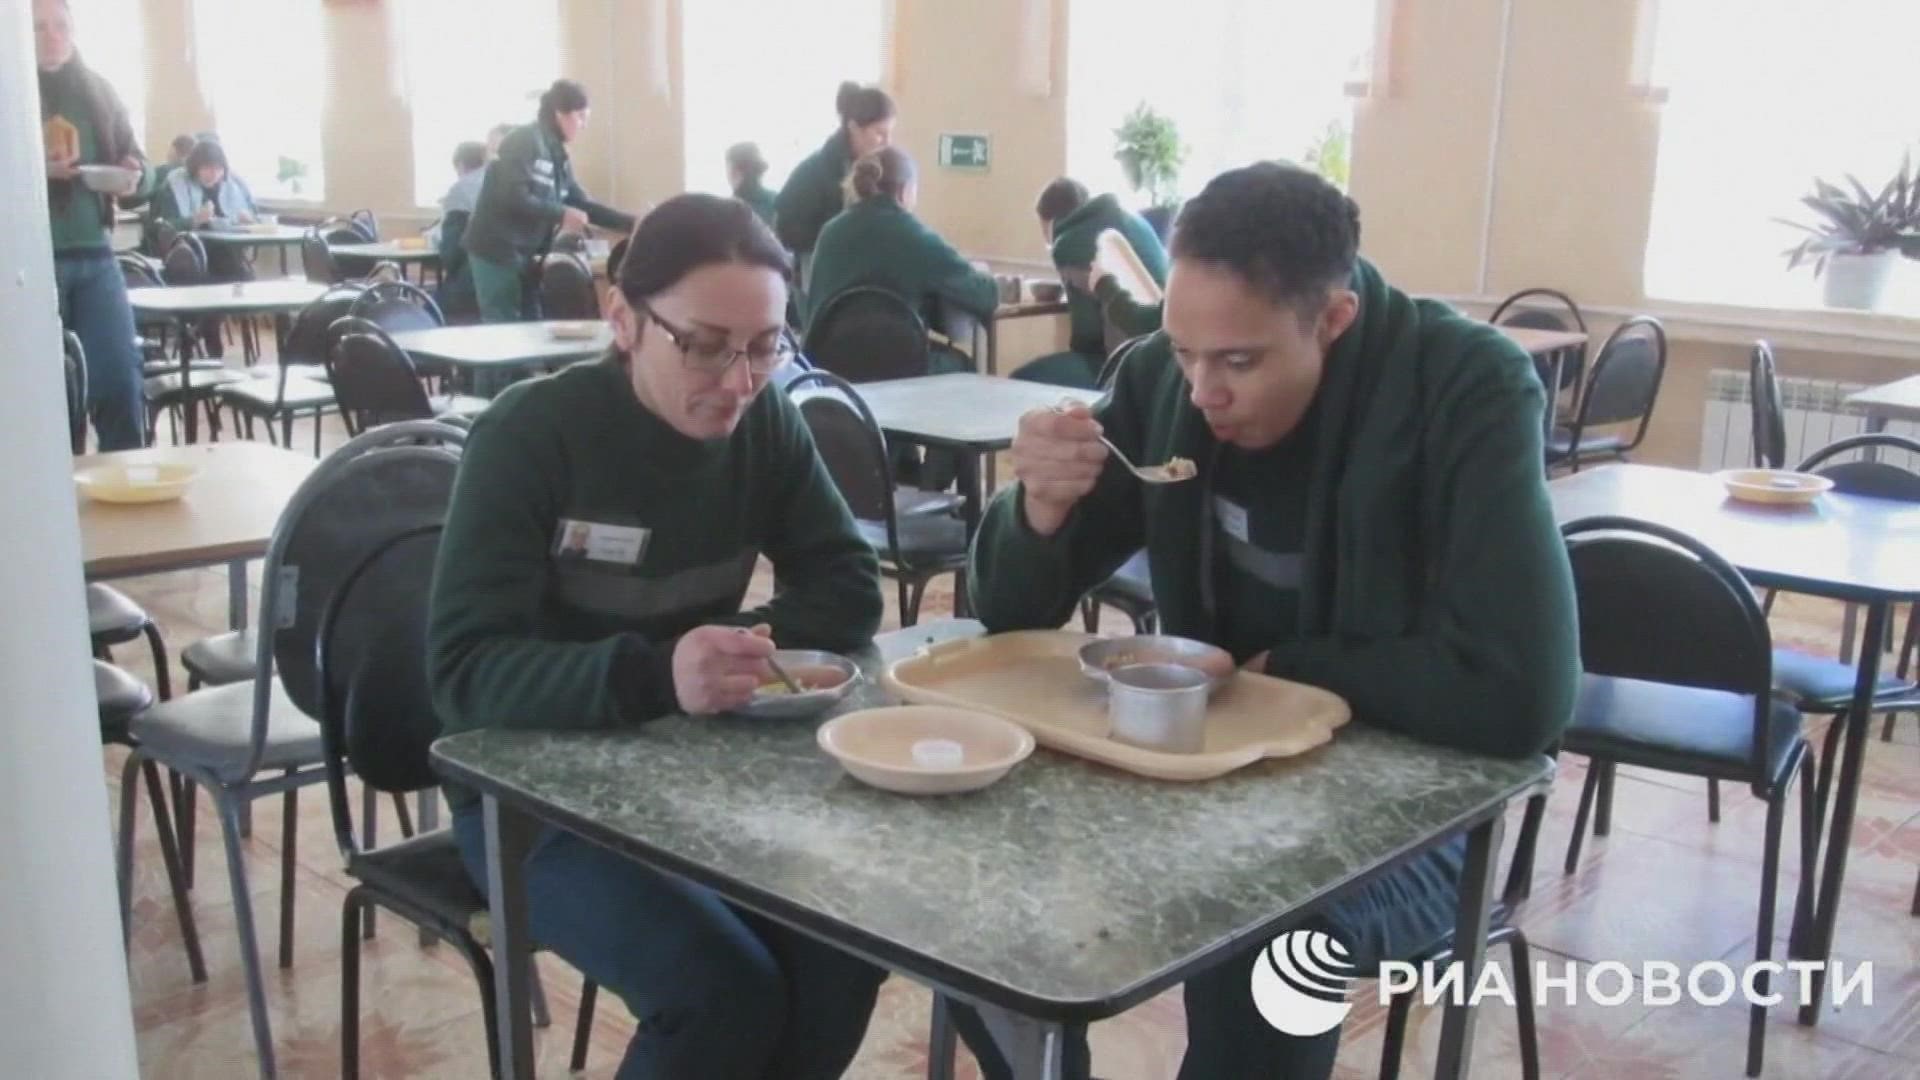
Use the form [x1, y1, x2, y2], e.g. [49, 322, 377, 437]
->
[948, 838, 1467, 1080]
[452, 805, 886, 1079]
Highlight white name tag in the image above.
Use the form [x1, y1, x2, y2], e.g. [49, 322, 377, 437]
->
[533, 159, 555, 175]
[554, 519, 650, 566]
[1213, 497, 1250, 544]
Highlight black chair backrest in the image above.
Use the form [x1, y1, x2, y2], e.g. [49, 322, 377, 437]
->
[786, 370, 896, 529]
[316, 521, 446, 858]
[117, 252, 165, 289]
[803, 286, 931, 383]
[1571, 315, 1666, 440]
[537, 253, 600, 321]
[1095, 333, 1154, 392]
[1796, 433, 1920, 502]
[348, 208, 379, 241]
[149, 218, 180, 260]
[1749, 341, 1786, 470]
[1562, 515, 1777, 776]
[607, 236, 630, 281]
[325, 316, 435, 435]
[301, 229, 341, 284]
[282, 282, 370, 367]
[1492, 287, 1588, 393]
[63, 331, 87, 454]
[348, 280, 445, 335]
[162, 234, 209, 286]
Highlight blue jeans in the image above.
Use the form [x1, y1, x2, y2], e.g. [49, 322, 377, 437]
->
[451, 805, 885, 1079]
[54, 251, 147, 450]
[948, 837, 1468, 1080]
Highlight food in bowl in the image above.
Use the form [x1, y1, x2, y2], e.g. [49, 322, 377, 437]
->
[756, 664, 853, 695]
[1029, 281, 1066, 303]
[1079, 634, 1236, 691]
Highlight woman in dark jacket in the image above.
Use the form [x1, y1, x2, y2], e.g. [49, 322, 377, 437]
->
[773, 81, 894, 285]
[463, 79, 636, 322]
[726, 142, 777, 227]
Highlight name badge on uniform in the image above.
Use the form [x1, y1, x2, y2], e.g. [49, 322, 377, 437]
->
[533, 159, 555, 176]
[1213, 498, 1251, 544]
[553, 518, 649, 567]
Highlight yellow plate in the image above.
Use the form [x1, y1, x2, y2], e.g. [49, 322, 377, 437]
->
[1716, 468, 1833, 505]
[74, 462, 201, 504]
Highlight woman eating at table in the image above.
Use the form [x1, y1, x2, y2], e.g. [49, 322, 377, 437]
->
[463, 78, 636, 322]
[154, 137, 258, 282]
[774, 81, 895, 285]
[726, 142, 777, 227]
[429, 193, 887, 1078]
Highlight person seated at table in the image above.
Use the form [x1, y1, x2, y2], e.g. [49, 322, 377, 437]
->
[485, 122, 515, 162]
[1011, 177, 1170, 389]
[153, 133, 194, 187]
[726, 142, 777, 227]
[775, 81, 895, 287]
[154, 137, 258, 282]
[430, 140, 488, 321]
[952, 162, 1579, 1080]
[429, 192, 888, 1080]
[464, 78, 636, 323]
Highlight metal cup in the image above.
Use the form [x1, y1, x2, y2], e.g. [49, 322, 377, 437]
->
[1107, 663, 1210, 753]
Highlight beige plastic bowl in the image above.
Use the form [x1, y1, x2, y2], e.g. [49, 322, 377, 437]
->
[1716, 468, 1833, 506]
[74, 461, 201, 504]
[817, 705, 1034, 795]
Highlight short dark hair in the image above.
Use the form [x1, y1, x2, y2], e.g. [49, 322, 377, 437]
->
[834, 81, 895, 128]
[616, 193, 793, 303]
[725, 142, 768, 184]
[1035, 178, 1089, 224]
[1171, 162, 1361, 317]
[169, 133, 196, 157]
[184, 138, 228, 178]
[452, 141, 487, 172]
[538, 79, 590, 126]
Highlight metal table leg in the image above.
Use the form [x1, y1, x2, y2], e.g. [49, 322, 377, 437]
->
[973, 1005, 1069, 1080]
[226, 559, 249, 631]
[1434, 811, 1505, 1079]
[484, 795, 539, 1078]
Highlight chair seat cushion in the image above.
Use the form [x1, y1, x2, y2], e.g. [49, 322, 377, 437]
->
[350, 830, 486, 932]
[1566, 673, 1804, 786]
[1770, 648, 1917, 710]
[141, 359, 228, 377]
[95, 660, 153, 736]
[857, 513, 969, 562]
[1548, 429, 1627, 459]
[128, 678, 322, 783]
[895, 487, 964, 518]
[182, 630, 257, 686]
[216, 375, 336, 411]
[431, 394, 491, 420]
[87, 583, 150, 642]
[145, 369, 246, 399]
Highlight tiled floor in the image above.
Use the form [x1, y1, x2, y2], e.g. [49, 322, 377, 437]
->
[94, 408, 1919, 1078]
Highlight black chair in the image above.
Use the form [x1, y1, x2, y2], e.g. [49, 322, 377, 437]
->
[148, 234, 244, 442]
[606, 236, 629, 281]
[326, 317, 484, 435]
[789, 371, 969, 625]
[349, 281, 451, 382]
[348, 208, 379, 240]
[1491, 286, 1588, 400]
[63, 330, 88, 454]
[119, 253, 205, 372]
[301, 228, 344, 284]
[325, 219, 380, 280]
[537, 252, 600, 321]
[316, 522, 597, 1079]
[1079, 335, 1158, 633]
[1546, 316, 1667, 472]
[1558, 516, 1815, 1078]
[1749, 341, 1786, 470]
[802, 287, 933, 384]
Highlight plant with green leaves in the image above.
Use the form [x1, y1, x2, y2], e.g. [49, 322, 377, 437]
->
[1113, 103, 1186, 209]
[1777, 153, 1920, 275]
[277, 155, 309, 196]
[1302, 117, 1352, 191]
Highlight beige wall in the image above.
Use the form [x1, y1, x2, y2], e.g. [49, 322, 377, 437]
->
[126, 0, 1917, 460]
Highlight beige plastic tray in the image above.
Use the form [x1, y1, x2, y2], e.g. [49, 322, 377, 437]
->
[1096, 228, 1165, 303]
[882, 630, 1350, 781]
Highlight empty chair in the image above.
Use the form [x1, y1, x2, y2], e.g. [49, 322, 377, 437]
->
[537, 252, 600, 320]
[802, 286, 933, 384]
[1491, 286, 1587, 400]
[1748, 341, 1786, 470]
[147, 234, 243, 442]
[1546, 316, 1667, 472]
[788, 371, 968, 625]
[326, 317, 485, 435]
[1079, 334, 1158, 632]
[348, 208, 379, 240]
[349, 280, 445, 335]
[63, 330, 88, 454]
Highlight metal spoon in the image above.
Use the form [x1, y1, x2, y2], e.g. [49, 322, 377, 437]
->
[764, 654, 805, 694]
[1098, 435, 1197, 484]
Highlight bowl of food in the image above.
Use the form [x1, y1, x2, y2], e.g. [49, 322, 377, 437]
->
[1029, 281, 1066, 303]
[1716, 468, 1833, 506]
[817, 705, 1034, 795]
[395, 235, 430, 251]
[1079, 634, 1236, 695]
[74, 461, 201, 504]
[76, 164, 141, 195]
[733, 650, 861, 720]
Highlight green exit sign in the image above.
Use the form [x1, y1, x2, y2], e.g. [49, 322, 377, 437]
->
[938, 133, 991, 171]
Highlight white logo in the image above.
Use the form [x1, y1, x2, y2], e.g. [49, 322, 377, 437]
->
[1250, 930, 1358, 1036]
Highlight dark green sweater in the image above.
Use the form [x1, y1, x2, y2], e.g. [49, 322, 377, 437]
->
[734, 179, 777, 228]
[1049, 194, 1168, 357]
[774, 131, 853, 256]
[968, 260, 1579, 759]
[803, 198, 999, 331]
[428, 355, 883, 803]
[464, 120, 634, 265]
[40, 56, 152, 254]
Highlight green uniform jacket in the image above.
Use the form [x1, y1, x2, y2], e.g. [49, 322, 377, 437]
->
[773, 131, 853, 256]
[463, 120, 634, 266]
[803, 198, 999, 331]
[1092, 276, 1166, 340]
[39, 55, 154, 254]
[428, 355, 883, 805]
[969, 260, 1579, 759]
[1049, 193, 1168, 357]
[734, 179, 777, 228]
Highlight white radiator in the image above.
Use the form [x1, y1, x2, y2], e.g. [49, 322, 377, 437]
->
[1698, 369, 1920, 471]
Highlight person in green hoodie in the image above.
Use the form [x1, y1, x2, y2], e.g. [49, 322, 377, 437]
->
[1012, 177, 1171, 389]
[951, 162, 1580, 1079]
[430, 193, 887, 1079]
[726, 142, 777, 227]
[774, 81, 895, 287]
[464, 79, 636, 323]
[37, 0, 156, 451]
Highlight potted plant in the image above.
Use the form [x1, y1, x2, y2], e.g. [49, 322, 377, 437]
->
[1778, 154, 1920, 311]
[277, 155, 308, 198]
[1114, 103, 1185, 241]
[1302, 117, 1352, 191]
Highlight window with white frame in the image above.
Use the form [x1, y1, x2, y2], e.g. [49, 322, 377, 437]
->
[74, 0, 147, 146]
[397, 0, 561, 208]
[681, 0, 887, 195]
[190, 0, 325, 201]
[1065, 0, 1375, 209]
[1642, 0, 1920, 313]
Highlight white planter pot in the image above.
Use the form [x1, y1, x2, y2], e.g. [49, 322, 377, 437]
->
[1822, 251, 1901, 311]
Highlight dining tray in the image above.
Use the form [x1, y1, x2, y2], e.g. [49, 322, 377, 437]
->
[882, 630, 1350, 781]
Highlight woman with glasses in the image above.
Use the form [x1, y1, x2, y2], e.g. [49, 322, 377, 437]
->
[429, 193, 886, 1079]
